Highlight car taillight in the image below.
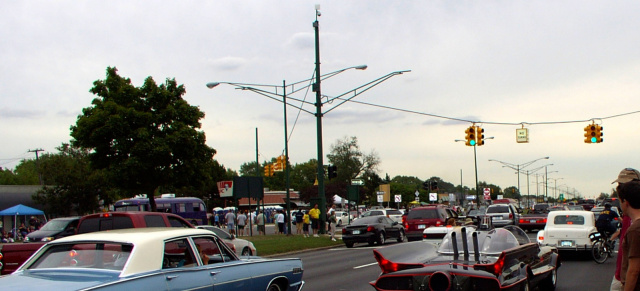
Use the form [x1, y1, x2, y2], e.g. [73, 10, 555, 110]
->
[367, 226, 375, 232]
[436, 220, 442, 226]
[538, 235, 544, 241]
[543, 218, 547, 223]
[404, 223, 408, 229]
[509, 213, 513, 219]
[519, 219, 524, 223]
[342, 228, 347, 234]
[475, 253, 505, 276]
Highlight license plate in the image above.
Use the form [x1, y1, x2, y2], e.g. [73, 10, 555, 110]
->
[530, 220, 536, 223]
[418, 225, 426, 229]
[352, 230, 360, 235]
[560, 240, 574, 247]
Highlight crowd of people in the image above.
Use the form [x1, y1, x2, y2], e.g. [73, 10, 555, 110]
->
[1, 216, 42, 243]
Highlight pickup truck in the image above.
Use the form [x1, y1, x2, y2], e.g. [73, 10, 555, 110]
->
[485, 204, 520, 227]
[0, 211, 193, 275]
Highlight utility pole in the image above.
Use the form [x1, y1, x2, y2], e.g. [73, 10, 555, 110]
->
[28, 148, 44, 185]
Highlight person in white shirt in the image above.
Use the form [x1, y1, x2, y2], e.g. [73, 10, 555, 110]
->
[276, 210, 285, 234]
[236, 211, 247, 236]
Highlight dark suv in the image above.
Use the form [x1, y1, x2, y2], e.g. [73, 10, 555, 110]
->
[404, 205, 459, 241]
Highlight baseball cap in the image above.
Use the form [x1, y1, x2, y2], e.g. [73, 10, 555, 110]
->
[612, 168, 640, 184]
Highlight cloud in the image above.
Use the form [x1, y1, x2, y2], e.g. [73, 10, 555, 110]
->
[208, 56, 248, 71]
[0, 108, 45, 119]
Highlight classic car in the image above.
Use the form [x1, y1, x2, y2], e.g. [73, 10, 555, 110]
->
[537, 210, 598, 252]
[196, 225, 257, 256]
[342, 215, 405, 248]
[0, 228, 304, 291]
[370, 217, 560, 291]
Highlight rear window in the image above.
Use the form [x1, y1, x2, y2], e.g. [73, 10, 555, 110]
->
[407, 209, 439, 219]
[386, 210, 402, 215]
[553, 215, 585, 225]
[144, 215, 167, 227]
[168, 217, 192, 228]
[487, 206, 509, 213]
[77, 217, 134, 234]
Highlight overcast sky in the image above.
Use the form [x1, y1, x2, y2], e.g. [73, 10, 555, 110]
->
[2, 1, 640, 199]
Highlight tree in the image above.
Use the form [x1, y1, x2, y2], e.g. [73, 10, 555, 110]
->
[71, 67, 216, 211]
[32, 144, 112, 216]
[326, 136, 380, 184]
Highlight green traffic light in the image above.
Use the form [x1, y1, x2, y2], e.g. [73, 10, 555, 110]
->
[470, 140, 476, 146]
[591, 137, 597, 143]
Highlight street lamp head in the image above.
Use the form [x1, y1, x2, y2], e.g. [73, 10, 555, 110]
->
[354, 65, 368, 70]
[206, 82, 220, 89]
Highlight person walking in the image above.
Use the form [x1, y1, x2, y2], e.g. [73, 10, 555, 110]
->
[256, 210, 266, 235]
[237, 210, 247, 236]
[610, 168, 640, 291]
[327, 204, 336, 233]
[309, 204, 321, 237]
[328, 211, 337, 241]
[303, 210, 310, 238]
[224, 210, 236, 235]
[618, 178, 640, 290]
[295, 208, 304, 235]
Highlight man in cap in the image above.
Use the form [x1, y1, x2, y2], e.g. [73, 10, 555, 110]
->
[611, 168, 640, 291]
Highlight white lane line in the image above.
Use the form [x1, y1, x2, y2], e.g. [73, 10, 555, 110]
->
[354, 262, 378, 269]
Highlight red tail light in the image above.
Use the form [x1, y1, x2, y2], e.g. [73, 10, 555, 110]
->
[476, 252, 505, 276]
[367, 226, 375, 232]
[436, 220, 442, 226]
[373, 250, 423, 274]
[509, 213, 513, 219]
[342, 228, 347, 234]
[543, 218, 547, 223]
[519, 219, 524, 223]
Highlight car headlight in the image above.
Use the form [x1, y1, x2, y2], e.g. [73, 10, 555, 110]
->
[41, 237, 54, 242]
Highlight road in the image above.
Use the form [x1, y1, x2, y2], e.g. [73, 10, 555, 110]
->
[273, 231, 617, 291]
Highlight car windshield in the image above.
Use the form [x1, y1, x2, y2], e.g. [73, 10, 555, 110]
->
[553, 215, 586, 225]
[351, 216, 383, 225]
[438, 227, 520, 255]
[28, 242, 133, 271]
[40, 220, 72, 231]
[361, 211, 384, 217]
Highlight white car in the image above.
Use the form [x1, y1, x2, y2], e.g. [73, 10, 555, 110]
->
[358, 208, 404, 223]
[537, 210, 597, 252]
[197, 225, 257, 256]
[334, 211, 354, 226]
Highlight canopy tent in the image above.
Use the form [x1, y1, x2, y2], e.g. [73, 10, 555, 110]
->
[0, 204, 46, 240]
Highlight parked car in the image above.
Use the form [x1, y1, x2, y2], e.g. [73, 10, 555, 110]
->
[370, 220, 560, 291]
[358, 208, 403, 223]
[405, 205, 460, 241]
[196, 225, 257, 256]
[333, 211, 354, 226]
[537, 210, 598, 253]
[24, 217, 80, 243]
[342, 215, 405, 248]
[485, 204, 519, 227]
[0, 228, 304, 291]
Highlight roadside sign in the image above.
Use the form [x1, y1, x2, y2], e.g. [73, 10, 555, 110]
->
[351, 179, 364, 186]
[377, 193, 384, 203]
[414, 190, 419, 197]
[483, 188, 491, 200]
[429, 193, 437, 201]
[415, 197, 420, 202]
[394, 195, 401, 203]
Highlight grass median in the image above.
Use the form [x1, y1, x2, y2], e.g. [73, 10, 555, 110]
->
[244, 234, 344, 256]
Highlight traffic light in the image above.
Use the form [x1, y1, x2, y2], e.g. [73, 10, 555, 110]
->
[280, 155, 287, 170]
[274, 156, 284, 171]
[595, 124, 603, 143]
[584, 124, 597, 143]
[328, 165, 337, 179]
[431, 181, 438, 191]
[476, 126, 485, 146]
[264, 164, 272, 177]
[465, 126, 476, 146]
[422, 181, 430, 190]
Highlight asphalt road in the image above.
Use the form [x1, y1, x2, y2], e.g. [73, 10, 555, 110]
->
[273, 231, 618, 291]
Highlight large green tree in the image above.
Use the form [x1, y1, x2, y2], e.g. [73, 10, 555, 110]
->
[71, 67, 216, 211]
[326, 136, 380, 184]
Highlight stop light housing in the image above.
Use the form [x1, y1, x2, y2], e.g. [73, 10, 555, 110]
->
[584, 124, 597, 143]
[264, 164, 272, 177]
[465, 126, 476, 146]
[422, 181, 430, 190]
[476, 126, 485, 146]
[328, 165, 337, 179]
[595, 125, 603, 143]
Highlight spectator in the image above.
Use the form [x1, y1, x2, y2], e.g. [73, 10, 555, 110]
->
[225, 210, 236, 235]
[256, 210, 266, 235]
[618, 179, 640, 290]
[237, 210, 247, 236]
[19, 223, 28, 239]
[303, 210, 310, 238]
[610, 168, 640, 290]
[295, 209, 304, 235]
[275, 210, 285, 235]
[328, 211, 337, 241]
[309, 204, 321, 237]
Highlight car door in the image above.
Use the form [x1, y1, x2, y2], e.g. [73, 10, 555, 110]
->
[162, 238, 215, 291]
[381, 217, 399, 238]
[190, 236, 256, 290]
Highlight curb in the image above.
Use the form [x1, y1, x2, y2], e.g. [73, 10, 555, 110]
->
[262, 236, 344, 258]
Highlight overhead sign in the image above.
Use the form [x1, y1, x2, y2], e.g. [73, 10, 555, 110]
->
[516, 128, 529, 143]
[394, 195, 401, 203]
[351, 179, 364, 186]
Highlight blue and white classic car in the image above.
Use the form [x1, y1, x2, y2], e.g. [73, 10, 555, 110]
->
[0, 228, 304, 291]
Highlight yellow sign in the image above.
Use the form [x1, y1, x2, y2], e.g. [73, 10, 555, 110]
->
[379, 184, 390, 202]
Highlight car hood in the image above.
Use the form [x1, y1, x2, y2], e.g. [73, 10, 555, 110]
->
[0, 269, 119, 290]
[26, 230, 61, 240]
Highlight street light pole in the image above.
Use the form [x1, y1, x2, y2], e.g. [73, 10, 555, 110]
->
[488, 156, 549, 208]
[455, 136, 493, 207]
[313, 11, 327, 233]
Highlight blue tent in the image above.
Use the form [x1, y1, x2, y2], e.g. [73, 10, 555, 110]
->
[0, 204, 46, 240]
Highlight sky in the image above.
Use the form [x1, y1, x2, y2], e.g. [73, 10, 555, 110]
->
[2, 1, 640, 199]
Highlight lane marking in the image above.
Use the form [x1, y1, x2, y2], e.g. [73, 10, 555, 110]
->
[354, 262, 378, 269]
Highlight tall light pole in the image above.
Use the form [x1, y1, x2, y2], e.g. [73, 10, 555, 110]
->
[488, 156, 549, 208]
[548, 178, 564, 202]
[207, 7, 409, 233]
[455, 136, 493, 206]
[522, 163, 553, 207]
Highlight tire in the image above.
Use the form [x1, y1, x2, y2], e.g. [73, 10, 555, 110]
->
[377, 231, 385, 245]
[267, 282, 283, 291]
[592, 240, 609, 264]
[345, 242, 354, 248]
[241, 247, 252, 256]
[397, 230, 405, 243]
[539, 268, 557, 291]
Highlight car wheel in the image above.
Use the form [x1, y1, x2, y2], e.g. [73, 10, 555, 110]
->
[267, 282, 283, 291]
[345, 242, 354, 248]
[397, 230, 405, 243]
[539, 268, 557, 291]
[377, 231, 385, 245]
[241, 247, 252, 256]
